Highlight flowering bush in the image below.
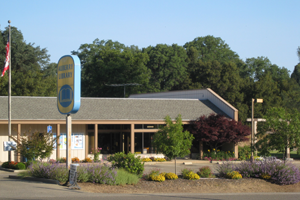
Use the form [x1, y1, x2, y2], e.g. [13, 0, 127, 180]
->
[82, 157, 93, 163]
[49, 159, 57, 164]
[58, 157, 66, 163]
[165, 172, 178, 180]
[217, 160, 300, 185]
[154, 158, 166, 162]
[27, 161, 117, 184]
[145, 169, 165, 182]
[227, 171, 242, 179]
[141, 158, 152, 162]
[8, 161, 18, 169]
[151, 174, 165, 182]
[182, 168, 200, 180]
[215, 161, 234, 177]
[72, 157, 80, 163]
[260, 173, 271, 180]
[91, 147, 102, 162]
[197, 166, 213, 178]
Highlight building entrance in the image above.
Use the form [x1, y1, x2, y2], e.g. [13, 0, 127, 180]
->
[97, 132, 131, 154]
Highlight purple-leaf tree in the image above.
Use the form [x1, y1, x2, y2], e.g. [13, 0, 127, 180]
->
[190, 113, 250, 150]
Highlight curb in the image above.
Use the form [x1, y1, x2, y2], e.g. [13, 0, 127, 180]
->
[8, 175, 60, 185]
[0, 167, 27, 173]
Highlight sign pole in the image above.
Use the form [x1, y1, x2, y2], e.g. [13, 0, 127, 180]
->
[8, 20, 11, 162]
[66, 114, 72, 169]
[57, 55, 81, 169]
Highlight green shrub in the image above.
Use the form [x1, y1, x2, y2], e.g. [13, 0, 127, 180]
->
[108, 152, 144, 177]
[16, 162, 26, 170]
[198, 166, 213, 178]
[297, 148, 300, 156]
[238, 145, 251, 160]
[115, 169, 140, 185]
[1, 162, 9, 168]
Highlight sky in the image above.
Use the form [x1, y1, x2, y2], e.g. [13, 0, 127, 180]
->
[1, 0, 300, 74]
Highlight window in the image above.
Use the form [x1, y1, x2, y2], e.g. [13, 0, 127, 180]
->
[134, 133, 142, 154]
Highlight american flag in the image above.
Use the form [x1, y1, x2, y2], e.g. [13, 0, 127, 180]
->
[1, 36, 10, 77]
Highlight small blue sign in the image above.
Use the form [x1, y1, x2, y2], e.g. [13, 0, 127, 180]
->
[47, 125, 52, 133]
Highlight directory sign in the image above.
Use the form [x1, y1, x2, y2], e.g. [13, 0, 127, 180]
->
[57, 55, 81, 114]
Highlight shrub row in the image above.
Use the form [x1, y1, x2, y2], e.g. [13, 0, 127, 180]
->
[216, 160, 300, 185]
[141, 157, 167, 162]
[145, 166, 214, 182]
[52, 157, 94, 163]
[1, 161, 26, 170]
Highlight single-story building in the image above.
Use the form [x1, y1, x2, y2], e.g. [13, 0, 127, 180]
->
[0, 88, 238, 162]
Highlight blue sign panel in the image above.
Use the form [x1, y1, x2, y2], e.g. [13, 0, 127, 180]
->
[57, 55, 81, 114]
[47, 125, 52, 133]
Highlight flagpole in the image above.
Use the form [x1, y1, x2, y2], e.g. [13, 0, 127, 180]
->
[8, 20, 11, 162]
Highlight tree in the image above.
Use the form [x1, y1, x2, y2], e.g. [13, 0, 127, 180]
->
[291, 63, 300, 85]
[10, 130, 58, 162]
[256, 107, 300, 161]
[153, 114, 194, 174]
[142, 44, 189, 92]
[72, 39, 151, 97]
[184, 35, 239, 63]
[297, 46, 300, 62]
[190, 114, 251, 150]
[0, 26, 56, 96]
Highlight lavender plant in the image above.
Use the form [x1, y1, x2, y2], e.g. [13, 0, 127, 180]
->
[232, 160, 300, 185]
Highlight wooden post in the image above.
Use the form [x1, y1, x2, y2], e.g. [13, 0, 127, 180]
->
[130, 124, 134, 153]
[199, 141, 203, 160]
[94, 124, 98, 154]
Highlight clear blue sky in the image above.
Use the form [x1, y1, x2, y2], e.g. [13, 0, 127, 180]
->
[1, 0, 299, 74]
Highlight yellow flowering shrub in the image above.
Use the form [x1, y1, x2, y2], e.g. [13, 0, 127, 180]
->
[82, 157, 93, 163]
[150, 174, 165, 182]
[260, 173, 271, 180]
[160, 172, 166, 177]
[154, 158, 166, 162]
[226, 171, 242, 179]
[165, 172, 178, 180]
[72, 157, 80, 163]
[142, 158, 152, 162]
[184, 171, 200, 180]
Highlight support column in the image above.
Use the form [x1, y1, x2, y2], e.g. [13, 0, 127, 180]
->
[85, 131, 88, 159]
[17, 124, 21, 162]
[94, 124, 98, 153]
[130, 124, 134, 153]
[56, 124, 60, 160]
[234, 144, 238, 159]
[199, 141, 203, 160]
[66, 115, 72, 169]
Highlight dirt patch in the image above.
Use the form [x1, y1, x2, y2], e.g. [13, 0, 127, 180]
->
[78, 178, 300, 194]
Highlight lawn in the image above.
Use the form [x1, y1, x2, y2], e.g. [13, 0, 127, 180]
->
[258, 150, 300, 160]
